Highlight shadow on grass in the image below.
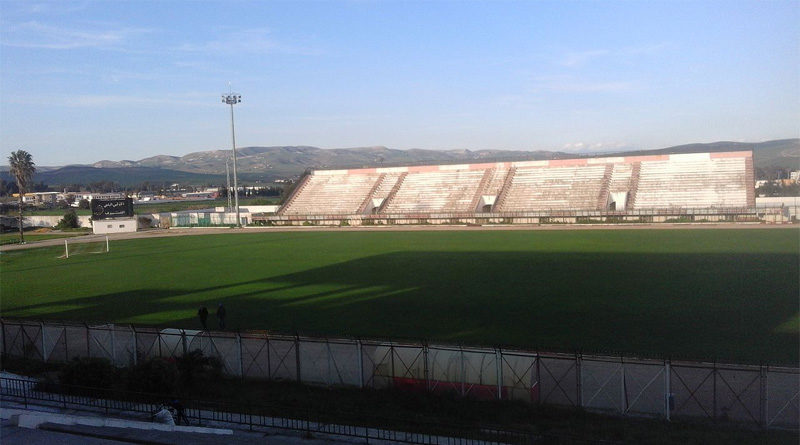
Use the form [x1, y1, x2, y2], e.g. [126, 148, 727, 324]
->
[6, 251, 799, 365]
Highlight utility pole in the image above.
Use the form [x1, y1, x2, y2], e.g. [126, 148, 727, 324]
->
[221, 88, 242, 227]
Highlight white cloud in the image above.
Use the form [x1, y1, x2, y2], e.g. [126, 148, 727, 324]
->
[530, 75, 642, 93]
[559, 43, 669, 67]
[174, 28, 322, 56]
[3, 93, 211, 108]
[1, 21, 151, 50]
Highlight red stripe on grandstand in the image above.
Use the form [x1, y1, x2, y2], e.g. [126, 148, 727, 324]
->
[348, 168, 377, 174]
[710, 151, 752, 159]
[408, 165, 441, 173]
[624, 155, 669, 163]
[549, 158, 588, 167]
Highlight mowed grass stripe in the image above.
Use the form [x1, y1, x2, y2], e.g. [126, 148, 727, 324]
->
[1, 228, 798, 365]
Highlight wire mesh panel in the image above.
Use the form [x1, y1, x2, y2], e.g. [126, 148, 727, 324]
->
[461, 348, 500, 400]
[427, 345, 462, 394]
[88, 325, 116, 362]
[623, 360, 666, 416]
[361, 341, 393, 389]
[240, 332, 270, 379]
[670, 363, 716, 420]
[714, 366, 762, 424]
[538, 355, 578, 407]
[12, 322, 44, 361]
[266, 335, 298, 381]
[40, 324, 66, 362]
[581, 358, 624, 413]
[186, 331, 239, 375]
[500, 351, 538, 402]
[111, 326, 136, 367]
[64, 324, 89, 360]
[132, 327, 161, 361]
[2, 322, 26, 358]
[298, 338, 360, 386]
[767, 367, 800, 428]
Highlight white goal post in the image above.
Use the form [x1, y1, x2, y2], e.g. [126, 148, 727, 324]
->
[62, 236, 109, 259]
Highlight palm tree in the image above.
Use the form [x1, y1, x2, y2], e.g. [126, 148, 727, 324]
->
[8, 150, 35, 243]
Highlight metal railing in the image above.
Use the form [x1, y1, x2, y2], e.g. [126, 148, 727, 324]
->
[0, 376, 537, 444]
[1, 318, 798, 430]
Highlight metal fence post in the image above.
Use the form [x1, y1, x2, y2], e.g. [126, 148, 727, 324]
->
[131, 325, 138, 366]
[181, 330, 187, 357]
[357, 339, 364, 389]
[576, 353, 583, 408]
[390, 342, 395, 386]
[266, 332, 272, 380]
[712, 361, 717, 420]
[40, 320, 47, 362]
[496, 348, 503, 400]
[1, 319, 6, 357]
[295, 334, 301, 382]
[621, 356, 626, 414]
[536, 353, 542, 405]
[423, 342, 430, 391]
[759, 365, 768, 428]
[111, 325, 116, 365]
[237, 330, 244, 379]
[460, 346, 466, 396]
[85, 323, 91, 357]
[665, 360, 671, 422]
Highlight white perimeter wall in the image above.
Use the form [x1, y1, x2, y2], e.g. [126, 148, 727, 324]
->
[92, 218, 138, 234]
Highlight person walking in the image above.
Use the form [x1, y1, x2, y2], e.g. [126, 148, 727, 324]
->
[170, 399, 189, 426]
[197, 306, 209, 330]
[216, 303, 226, 329]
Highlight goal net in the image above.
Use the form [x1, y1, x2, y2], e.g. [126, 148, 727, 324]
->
[60, 236, 109, 258]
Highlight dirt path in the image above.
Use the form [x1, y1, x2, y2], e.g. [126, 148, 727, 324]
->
[1, 222, 795, 252]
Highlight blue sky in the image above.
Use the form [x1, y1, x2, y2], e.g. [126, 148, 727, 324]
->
[1, 0, 798, 166]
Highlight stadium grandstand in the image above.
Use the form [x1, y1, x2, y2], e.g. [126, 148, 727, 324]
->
[258, 151, 755, 225]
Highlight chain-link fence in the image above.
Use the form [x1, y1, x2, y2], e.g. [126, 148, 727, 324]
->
[2, 319, 797, 429]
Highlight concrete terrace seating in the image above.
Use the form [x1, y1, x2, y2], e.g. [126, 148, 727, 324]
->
[634, 157, 748, 209]
[275, 151, 753, 217]
[501, 165, 607, 211]
[281, 173, 379, 215]
[383, 169, 486, 214]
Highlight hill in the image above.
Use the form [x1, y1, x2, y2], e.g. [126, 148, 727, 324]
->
[3, 139, 797, 186]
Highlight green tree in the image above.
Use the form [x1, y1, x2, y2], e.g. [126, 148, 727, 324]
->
[8, 150, 35, 243]
[56, 209, 80, 229]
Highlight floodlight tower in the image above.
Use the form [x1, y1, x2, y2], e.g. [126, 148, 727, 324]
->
[225, 159, 233, 212]
[222, 90, 242, 227]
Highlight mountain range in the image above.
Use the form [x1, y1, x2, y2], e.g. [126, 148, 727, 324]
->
[3, 139, 798, 186]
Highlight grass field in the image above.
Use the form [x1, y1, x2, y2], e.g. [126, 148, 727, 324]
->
[0, 230, 91, 246]
[1, 228, 797, 365]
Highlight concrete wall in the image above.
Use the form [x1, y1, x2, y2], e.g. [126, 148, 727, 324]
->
[92, 218, 138, 234]
[23, 215, 92, 228]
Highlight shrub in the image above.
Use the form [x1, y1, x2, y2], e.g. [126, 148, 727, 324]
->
[55, 210, 80, 230]
[127, 357, 179, 394]
[58, 357, 117, 389]
[176, 349, 224, 388]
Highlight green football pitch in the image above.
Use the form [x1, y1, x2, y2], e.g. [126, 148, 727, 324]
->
[1, 228, 798, 365]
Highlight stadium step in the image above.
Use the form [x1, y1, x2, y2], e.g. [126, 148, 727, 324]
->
[492, 167, 516, 212]
[376, 172, 407, 214]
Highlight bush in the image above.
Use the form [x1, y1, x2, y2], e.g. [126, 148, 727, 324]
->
[176, 349, 224, 388]
[58, 357, 117, 389]
[127, 357, 179, 394]
[55, 209, 80, 229]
